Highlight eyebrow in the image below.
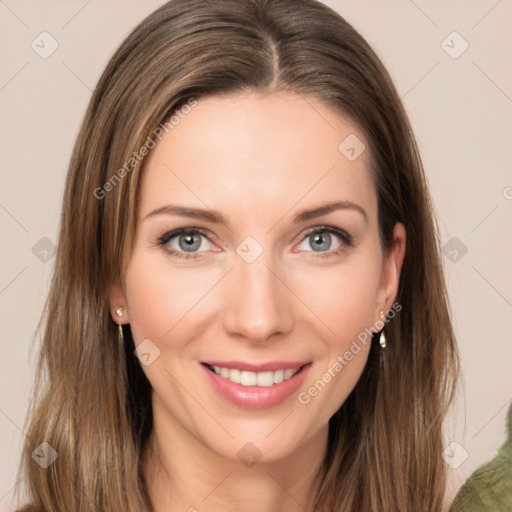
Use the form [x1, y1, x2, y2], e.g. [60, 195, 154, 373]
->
[144, 200, 368, 226]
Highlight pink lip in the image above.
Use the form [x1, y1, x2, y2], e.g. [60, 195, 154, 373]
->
[200, 361, 312, 409]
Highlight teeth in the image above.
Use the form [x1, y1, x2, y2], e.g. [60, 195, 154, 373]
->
[284, 369, 295, 379]
[240, 371, 257, 386]
[229, 368, 241, 384]
[257, 371, 274, 387]
[209, 365, 300, 387]
[273, 369, 284, 384]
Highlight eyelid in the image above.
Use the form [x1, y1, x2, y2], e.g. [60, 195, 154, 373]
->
[158, 226, 212, 244]
[300, 224, 352, 242]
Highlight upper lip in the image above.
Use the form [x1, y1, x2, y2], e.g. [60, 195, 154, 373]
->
[201, 360, 311, 372]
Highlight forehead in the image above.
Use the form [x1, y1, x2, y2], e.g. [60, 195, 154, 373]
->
[139, 91, 377, 228]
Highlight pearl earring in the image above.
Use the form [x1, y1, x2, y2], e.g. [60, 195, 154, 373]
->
[115, 307, 124, 345]
[379, 310, 386, 349]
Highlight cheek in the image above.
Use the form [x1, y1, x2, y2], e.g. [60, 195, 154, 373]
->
[294, 255, 382, 344]
[123, 254, 196, 344]
[292, 255, 380, 406]
[293, 262, 379, 421]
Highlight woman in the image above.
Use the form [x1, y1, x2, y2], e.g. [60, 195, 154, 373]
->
[15, 0, 460, 510]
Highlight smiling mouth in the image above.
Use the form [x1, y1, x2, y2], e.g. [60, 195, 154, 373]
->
[203, 363, 306, 387]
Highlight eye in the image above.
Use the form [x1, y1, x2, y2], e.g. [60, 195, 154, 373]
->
[295, 226, 353, 258]
[157, 225, 354, 261]
[157, 228, 214, 259]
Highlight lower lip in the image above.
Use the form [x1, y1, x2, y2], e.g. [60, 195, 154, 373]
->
[201, 363, 312, 409]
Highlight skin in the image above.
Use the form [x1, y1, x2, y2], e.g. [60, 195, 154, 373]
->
[109, 91, 406, 512]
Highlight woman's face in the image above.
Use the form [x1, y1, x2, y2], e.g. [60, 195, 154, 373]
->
[110, 91, 405, 464]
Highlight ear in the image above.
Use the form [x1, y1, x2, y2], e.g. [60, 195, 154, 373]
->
[108, 275, 130, 325]
[374, 222, 406, 319]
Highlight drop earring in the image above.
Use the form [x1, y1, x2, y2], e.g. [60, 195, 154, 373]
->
[379, 310, 386, 349]
[115, 307, 124, 344]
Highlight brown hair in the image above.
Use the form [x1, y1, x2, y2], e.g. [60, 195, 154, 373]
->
[16, 0, 459, 510]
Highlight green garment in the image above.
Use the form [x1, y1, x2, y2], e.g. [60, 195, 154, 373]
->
[450, 402, 512, 512]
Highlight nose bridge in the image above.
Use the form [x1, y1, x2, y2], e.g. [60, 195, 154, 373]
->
[222, 244, 293, 342]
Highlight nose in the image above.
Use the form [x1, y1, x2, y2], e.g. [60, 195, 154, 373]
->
[222, 252, 294, 344]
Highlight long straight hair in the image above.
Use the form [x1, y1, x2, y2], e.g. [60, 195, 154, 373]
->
[16, 0, 459, 510]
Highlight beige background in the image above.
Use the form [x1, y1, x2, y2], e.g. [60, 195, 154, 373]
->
[1, 0, 511, 509]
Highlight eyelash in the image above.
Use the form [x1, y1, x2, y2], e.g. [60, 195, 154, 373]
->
[156, 225, 354, 260]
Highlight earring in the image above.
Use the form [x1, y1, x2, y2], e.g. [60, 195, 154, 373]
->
[114, 307, 124, 345]
[379, 310, 386, 349]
